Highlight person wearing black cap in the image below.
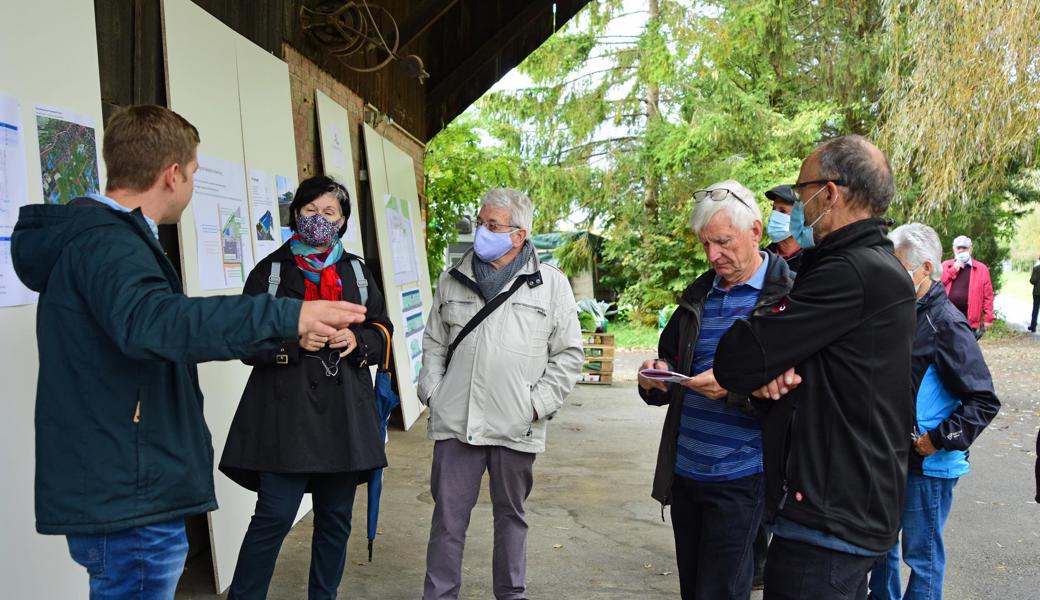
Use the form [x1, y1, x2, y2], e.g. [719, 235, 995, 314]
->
[764, 184, 805, 272]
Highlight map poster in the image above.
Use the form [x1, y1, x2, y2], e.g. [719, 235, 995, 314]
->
[247, 168, 281, 261]
[276, 174, 297, 243]
[385, 194, 420, 286]
[34, 104, 100, 205]
[192, 153, 254, 290]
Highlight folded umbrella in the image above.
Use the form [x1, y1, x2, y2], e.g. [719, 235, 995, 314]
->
[366, 322, 399, 561]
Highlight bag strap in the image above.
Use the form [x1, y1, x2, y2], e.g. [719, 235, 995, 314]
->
[369, 321, 393, 372]
[445, 274, 533, 367]
[351, 258, 368, 306]
[267, 261, 281, 296]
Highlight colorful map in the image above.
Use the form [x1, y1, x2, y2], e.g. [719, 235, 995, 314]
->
[36, 113, 99, 205]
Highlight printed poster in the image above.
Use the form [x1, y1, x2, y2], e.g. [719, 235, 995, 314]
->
[0, 93, 36, 307]
[247, 168, 281, 260]
[276, 174, 297, 243]
[34, 104, 100, 205]
[385, 194, 419, 285]
[192, 153, 254, 290]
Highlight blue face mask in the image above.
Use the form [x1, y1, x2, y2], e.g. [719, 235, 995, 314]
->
[767, 210, 792, 242]
[473, 225, 516, 262]
[789, 202, 815, 249]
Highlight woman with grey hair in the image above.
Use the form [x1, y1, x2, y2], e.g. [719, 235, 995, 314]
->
[866, 223, 1000, 600]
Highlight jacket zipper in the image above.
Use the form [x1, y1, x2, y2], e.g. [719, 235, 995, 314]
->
[133, 400, 141, 424]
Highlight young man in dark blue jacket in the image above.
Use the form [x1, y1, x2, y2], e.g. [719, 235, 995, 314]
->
[11, 105, 366, 598]
[866, 223, 1000, 600]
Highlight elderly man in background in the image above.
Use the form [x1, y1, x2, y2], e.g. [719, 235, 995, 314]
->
[638, 180, 795, 599]
[941, 235, 994, 339]
[866, 223, 1000, 600]
[713, 135, 917, 599]
[418, 188, 584, 600]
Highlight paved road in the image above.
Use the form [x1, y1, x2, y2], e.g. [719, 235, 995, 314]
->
[178, 341, 1040, 599]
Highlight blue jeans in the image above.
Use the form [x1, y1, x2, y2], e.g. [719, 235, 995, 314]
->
[868, 473, 958, 600]
[66, 518, 188, 600]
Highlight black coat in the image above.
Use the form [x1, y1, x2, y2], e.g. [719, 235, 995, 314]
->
[220, 243, 392, 491]
[715, 218, 917, 553]
[639, 253, 794, 507]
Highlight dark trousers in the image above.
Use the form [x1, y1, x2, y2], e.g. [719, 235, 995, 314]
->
[1030, 295, 1039, 330]
[764, 536, 874, 600]
[229, 471, 361, 600]
[670, 472, 764, 600]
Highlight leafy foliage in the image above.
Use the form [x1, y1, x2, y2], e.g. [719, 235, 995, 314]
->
[424, 0, 1040, 307]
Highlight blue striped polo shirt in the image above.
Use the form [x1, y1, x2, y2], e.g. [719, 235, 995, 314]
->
[674, 254, 767, 482]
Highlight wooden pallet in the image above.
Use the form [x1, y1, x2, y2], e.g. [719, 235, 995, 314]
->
[579, 331, 615, 385]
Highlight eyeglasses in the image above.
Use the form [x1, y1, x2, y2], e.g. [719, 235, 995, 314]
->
[692, 188, 753, 211]
[475, 219, 521, 233]
[791, 179, 847, 194]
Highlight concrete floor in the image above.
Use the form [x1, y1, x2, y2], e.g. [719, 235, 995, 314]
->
[177, 346, 1040, 600]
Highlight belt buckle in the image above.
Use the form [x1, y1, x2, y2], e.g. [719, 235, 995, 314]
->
[276, 354, 289, 365]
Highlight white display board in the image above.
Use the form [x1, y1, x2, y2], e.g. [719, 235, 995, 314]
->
[162, 0, 305, 591]
[362, 124, 433, 429]
[314, 90, 365, 257]
[0, 1, 106, 597]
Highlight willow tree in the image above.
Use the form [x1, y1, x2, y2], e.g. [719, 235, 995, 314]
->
[880, 0, 1040, 213]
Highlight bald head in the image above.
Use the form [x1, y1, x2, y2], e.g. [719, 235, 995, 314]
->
[809, 135, 894, 217]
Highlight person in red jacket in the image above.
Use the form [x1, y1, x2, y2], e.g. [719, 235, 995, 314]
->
[941, 235, 994, 339]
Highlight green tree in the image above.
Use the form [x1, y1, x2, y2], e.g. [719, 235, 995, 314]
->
[423, 115, 519, 277]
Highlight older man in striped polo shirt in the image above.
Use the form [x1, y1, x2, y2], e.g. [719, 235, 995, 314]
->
[638, 180, 795, 600]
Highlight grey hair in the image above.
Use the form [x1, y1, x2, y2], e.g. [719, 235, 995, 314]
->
[480, 188, 533, 232]
[688, 179, 762, 234]
[815, 135, 895, 217]
[890, 223, 943, 281]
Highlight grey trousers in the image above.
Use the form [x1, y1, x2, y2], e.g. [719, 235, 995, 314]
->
[423, 438, 536, 600]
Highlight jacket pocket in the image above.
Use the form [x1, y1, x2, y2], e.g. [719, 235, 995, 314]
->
[503, 300, 552, 357]
[442, 299, 477, 339]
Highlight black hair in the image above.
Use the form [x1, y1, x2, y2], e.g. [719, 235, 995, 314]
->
[288, 175, 351, 236]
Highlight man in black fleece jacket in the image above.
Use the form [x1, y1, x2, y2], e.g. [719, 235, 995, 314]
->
[714, 135, 916, 600]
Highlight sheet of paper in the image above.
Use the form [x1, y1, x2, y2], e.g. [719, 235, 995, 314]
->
[192, 153, 254, 290]
[403, 303, 425, 384]
[0, 94, 36, 307]
[34, 104, 100, 205]
[0, 236, 36, 308]
[638, 369, 690, 383]
[0, 93, 28, 230]
[276, 173, 297, 243]
[385, 194, 419, 286]
[247, 168, 281, 260]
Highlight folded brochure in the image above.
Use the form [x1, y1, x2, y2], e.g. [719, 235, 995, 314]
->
[638, 368, 690, 383]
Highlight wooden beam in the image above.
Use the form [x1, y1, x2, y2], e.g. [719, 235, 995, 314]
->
[398, 0, 461, 51]
[425, 0, 554, 108]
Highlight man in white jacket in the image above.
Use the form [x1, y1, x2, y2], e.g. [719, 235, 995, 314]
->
[418, 188, 584, 600]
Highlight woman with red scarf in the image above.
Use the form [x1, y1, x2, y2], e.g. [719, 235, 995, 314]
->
[220, 176, 393, 599]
